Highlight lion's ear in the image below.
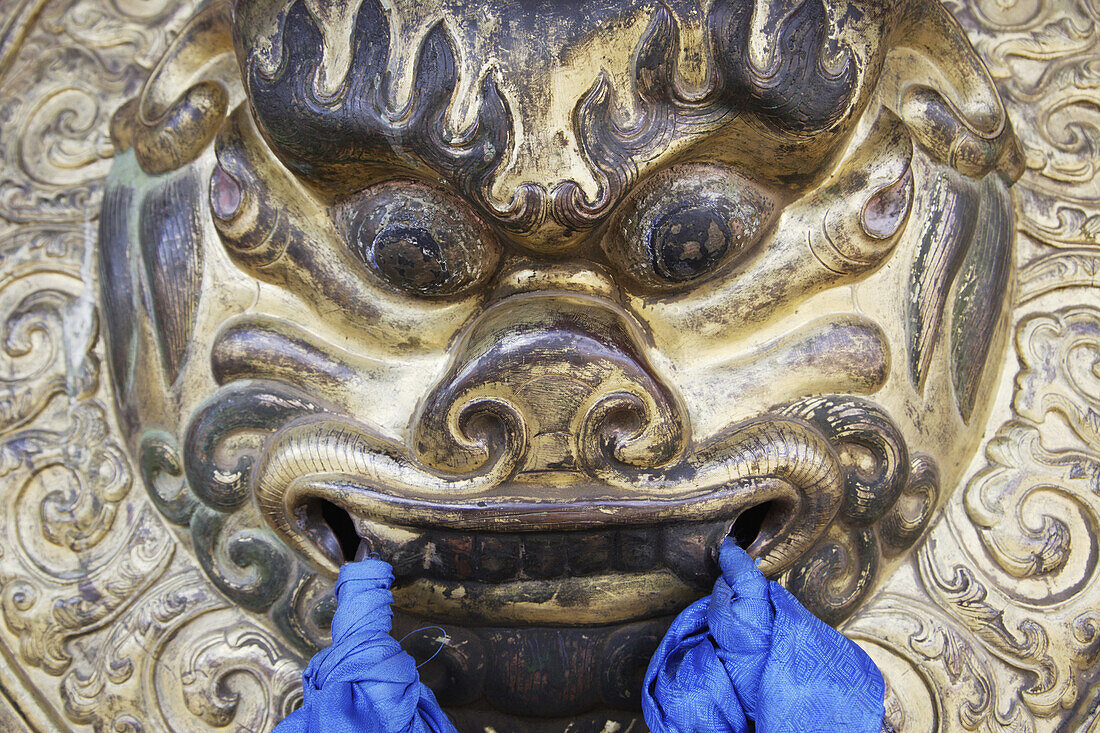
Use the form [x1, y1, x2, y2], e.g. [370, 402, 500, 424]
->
[880, 0, 1023, 182]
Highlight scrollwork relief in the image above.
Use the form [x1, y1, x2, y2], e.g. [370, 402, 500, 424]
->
[848, 305, 1100, 730]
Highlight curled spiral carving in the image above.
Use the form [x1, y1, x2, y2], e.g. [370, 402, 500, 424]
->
[785, 524, 879, 625]
[189, 506, 294, 613]
[140, 430, 196, 526]
[181, 381, 325, 619]
[183, 382, 322, 512]
[780, 395, 910, 525]
[777, 397, 941, 623]
[881, 455, 940, 555]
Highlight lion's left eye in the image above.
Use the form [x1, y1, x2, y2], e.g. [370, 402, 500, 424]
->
[604, 165, 776, 290]
[336, 181, 500, 297]
[649, 201, 740, 282]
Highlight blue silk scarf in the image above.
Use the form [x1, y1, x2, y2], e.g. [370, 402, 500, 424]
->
[275, 542, 885, 733]
[642, 540, 885, 732]
[274, 558, 457, 733]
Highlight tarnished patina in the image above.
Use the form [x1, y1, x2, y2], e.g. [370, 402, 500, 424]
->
[0, 0, 1096, 730]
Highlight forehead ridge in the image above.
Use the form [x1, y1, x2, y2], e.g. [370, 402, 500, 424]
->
[236, 0, 881, 248]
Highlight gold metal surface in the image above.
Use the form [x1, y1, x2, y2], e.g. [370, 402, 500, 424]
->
[0, 0, 1094, 729]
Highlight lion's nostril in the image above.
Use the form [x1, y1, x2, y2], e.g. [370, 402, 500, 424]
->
[602, 404, 644, 438]
[459, 404, 512, 446]
[580, 389, 683, 474]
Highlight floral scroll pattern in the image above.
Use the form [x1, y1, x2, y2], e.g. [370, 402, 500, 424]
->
[0, 0, 306, 728]
[845, 2, 1100, 730]
[848, 304, 1100, 732]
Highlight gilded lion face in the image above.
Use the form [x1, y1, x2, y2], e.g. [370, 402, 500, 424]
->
[98, 0, 1021, 726]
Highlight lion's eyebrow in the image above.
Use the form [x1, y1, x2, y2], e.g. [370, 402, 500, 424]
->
[240, 0, 867, 227]
[561, 0, 861, 230]
[240, 0, 995, 265]
[244, 1, 515, 208]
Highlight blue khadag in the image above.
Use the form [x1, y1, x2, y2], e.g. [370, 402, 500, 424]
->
[273, 558, 457, 733]
[642, 540, 886, 733]
[275, 543, 885, 732]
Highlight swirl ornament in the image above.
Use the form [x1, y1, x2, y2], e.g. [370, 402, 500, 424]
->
[775, 396, 941, 625]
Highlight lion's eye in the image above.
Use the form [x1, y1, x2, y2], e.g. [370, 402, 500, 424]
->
[369, 224, 452, 292]
[606, 165, 776, 290]
[650, 202, 737, 282]
[338, 182, 499, 297]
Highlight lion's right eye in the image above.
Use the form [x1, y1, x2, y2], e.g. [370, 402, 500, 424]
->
[337, 181, 500, 298]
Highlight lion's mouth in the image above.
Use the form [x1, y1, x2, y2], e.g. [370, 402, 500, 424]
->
[236, 397, 849, 625]
[184, 380, 923, 627]
[298, 494, 777, 625]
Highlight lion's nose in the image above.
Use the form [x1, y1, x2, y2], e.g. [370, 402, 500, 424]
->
[413, 294, 685, 483]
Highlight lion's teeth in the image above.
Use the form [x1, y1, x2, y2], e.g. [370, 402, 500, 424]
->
[350, 518, 736, 587]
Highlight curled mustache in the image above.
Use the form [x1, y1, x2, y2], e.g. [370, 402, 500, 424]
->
[182, 382, 937, 622]
[237, 389, 845, 578]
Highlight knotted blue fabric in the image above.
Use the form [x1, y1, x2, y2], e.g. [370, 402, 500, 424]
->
[642, 539, 885, 733]
[273, 558, 457, 733]
[275, 542, 884, 732]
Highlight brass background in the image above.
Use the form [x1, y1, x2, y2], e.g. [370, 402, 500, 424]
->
[0, 0, 1095, 730]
